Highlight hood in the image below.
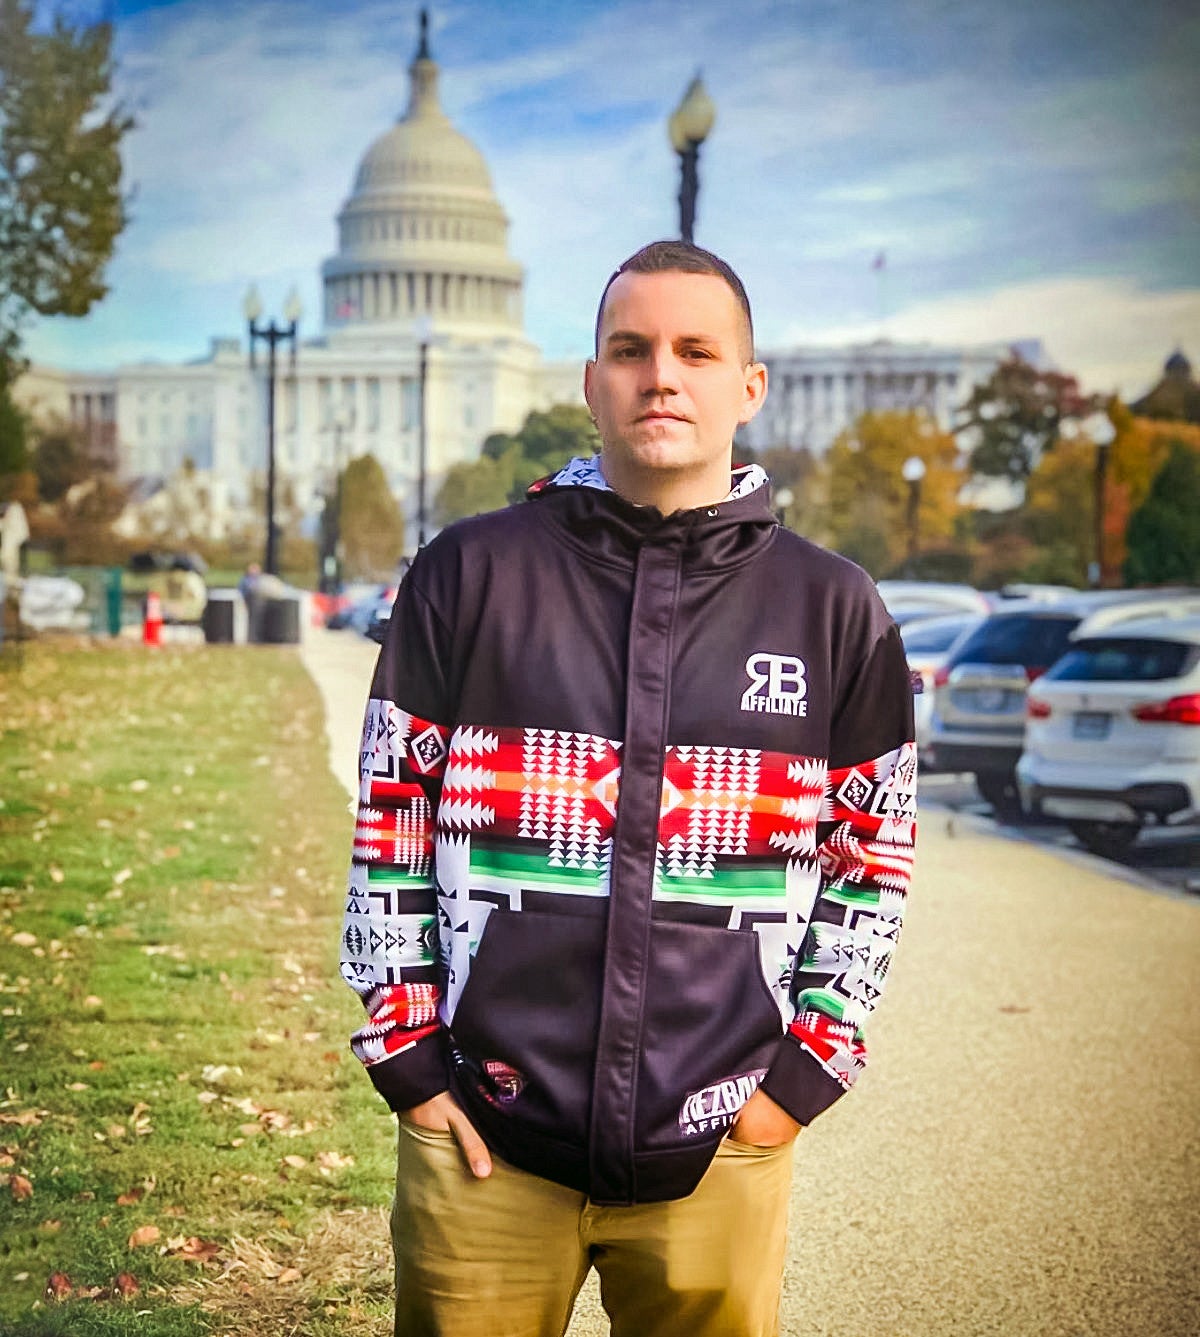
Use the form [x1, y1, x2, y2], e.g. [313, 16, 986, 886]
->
[525, 455, 779, 570]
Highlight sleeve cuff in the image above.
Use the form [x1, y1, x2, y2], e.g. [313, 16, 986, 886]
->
[759, 1033, 849, 1127]
[364, 1030, 450, 1113]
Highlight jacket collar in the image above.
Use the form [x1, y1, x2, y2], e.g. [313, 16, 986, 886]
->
[538, 454, 770, 504]
[526, 455, 779, 570]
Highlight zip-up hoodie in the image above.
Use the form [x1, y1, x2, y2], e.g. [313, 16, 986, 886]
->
[341, 460, 916, 1205]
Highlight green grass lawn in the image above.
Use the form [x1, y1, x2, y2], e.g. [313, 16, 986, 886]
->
[0, 641, 394, 1336]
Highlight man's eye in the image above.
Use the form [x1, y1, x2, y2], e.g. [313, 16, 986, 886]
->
[612, 346, 642, 359]
[682, 348, 713, 360]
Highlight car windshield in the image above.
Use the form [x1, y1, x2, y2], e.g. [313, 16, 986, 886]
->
[951, 614, 1079, 668]
[901, 620, 974, 654]
[1045, 637, 1198, 683]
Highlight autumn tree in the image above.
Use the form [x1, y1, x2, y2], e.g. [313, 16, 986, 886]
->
[338, 454, 404, 580]
[956, 353, 1097, 481]
[1123, 444, 1200, 586]
[1022, 434, 1100, 586]
[825, 410, 964, 576]
[0, 0, 132, 420]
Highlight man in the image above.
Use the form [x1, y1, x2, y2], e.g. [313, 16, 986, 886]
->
[342, 241, 916, 1336]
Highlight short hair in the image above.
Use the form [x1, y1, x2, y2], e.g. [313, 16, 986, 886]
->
[593, 240, 755, 363]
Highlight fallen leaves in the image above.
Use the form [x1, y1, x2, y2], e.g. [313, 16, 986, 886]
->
[165, 1235, 222, 1263]
[9, 1172, 33, 1200]
[116, 1174, 156, 1207]
[127, 1223, 161, 1248]
[0, 1108, 44, 1127]
[44, 1271, 73, 1300]
[10, 931, 37, 948]
[43, 1270, 141, 1302]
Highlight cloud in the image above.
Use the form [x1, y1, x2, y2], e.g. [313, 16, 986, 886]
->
[22, 0, 1200, 386]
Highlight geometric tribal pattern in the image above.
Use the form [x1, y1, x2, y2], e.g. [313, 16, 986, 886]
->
[342, 701, 917, 1095]
[788, 740, 917, 1090]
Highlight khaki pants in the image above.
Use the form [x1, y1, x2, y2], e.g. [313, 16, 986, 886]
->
[391, 1117, 795, 1337]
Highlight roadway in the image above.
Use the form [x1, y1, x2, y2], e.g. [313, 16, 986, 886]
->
[920, 771, 1200, 898]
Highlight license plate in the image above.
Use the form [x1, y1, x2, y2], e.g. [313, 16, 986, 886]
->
[1072, 711, 1111, 740]
[973, 687, 1008, 713]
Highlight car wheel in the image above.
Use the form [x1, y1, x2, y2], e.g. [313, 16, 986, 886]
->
[1067, 819, 1142, 861]
[975, 771, 1022, 818]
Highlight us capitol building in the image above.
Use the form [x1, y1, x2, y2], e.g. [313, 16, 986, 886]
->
[22, 14, 1025, 542]
[24, 16, 581, 542]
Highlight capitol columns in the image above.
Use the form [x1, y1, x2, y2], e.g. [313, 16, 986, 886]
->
[244, 284, 302, 577]
[413, 314, 433, 549]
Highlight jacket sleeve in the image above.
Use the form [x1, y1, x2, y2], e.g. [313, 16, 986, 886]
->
[340, 570, 455, 1113]
[760, 619, 917, 1126]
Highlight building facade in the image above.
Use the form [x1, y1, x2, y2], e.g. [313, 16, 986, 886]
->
[740, 339, 1035, 456]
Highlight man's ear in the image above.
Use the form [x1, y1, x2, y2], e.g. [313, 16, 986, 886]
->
[583, 359, 597, 412]
[738, 361, 768, 425]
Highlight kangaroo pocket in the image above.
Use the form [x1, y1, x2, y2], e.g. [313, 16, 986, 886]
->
[636, 920, 784, 1148]
[447, 907, 605, 1146]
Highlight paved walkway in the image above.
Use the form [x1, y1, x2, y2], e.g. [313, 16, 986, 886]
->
[300, 622, 1200, 1337]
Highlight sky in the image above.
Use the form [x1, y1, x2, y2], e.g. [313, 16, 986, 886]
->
[23, 0, 1200, 399]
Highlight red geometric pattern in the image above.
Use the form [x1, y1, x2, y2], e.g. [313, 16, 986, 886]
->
[351, 983, 441, 1065]
[437, 725, 622, 869]
[659, 746, 826, 876]
[787, 1009, 868, 1086]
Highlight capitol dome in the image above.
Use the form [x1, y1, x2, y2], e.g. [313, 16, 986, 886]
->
[321, 10, 524, 336]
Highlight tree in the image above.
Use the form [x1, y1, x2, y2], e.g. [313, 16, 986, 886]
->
[339, 454, 405, 580]
[0, 1, 133, 380]
[825, 410, 965, 576]
[956, 354, 1097, 481]
[1022, 434, 1099, 586]
[32, 425, 89, 501]
[435, 452, 514, 527]
[1123, 444, 1200, 585]
[738, 444, 827, 542]
[1104, 403, 1200, 581]
[0, 378, 29, 479]
[436, 405, 600, 525]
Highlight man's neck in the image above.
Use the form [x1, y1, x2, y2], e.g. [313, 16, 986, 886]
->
[599, 454, 733, 515]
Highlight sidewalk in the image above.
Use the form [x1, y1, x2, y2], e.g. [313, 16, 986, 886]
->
[300, 623, 1200, 1337]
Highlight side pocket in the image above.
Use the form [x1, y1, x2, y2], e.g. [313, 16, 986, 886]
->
[448, 908, 606, 1144]
[637, 921, 784, 1148]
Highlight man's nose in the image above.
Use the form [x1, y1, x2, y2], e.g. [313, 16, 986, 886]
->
[640, 344, 680, 395]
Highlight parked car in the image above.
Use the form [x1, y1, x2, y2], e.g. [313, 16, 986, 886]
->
[877, 580, 991, 627]
[1017, 612, 1200, 858]
[899, 612, 984, 761]
[326, 584, 394, 631]
[927, 590, 1200, 814]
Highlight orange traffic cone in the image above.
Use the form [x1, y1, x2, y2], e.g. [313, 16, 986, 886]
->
[143, 591, 163, 647]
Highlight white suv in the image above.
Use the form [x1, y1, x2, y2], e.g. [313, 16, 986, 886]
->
[1017, 611, 1200, 858]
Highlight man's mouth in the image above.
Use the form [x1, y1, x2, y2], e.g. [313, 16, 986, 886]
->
[637, 410, 690, 423]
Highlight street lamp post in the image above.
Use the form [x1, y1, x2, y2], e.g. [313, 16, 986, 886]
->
[413, 314, 432, 549]
[244, 284, 302, 577]
[668, 74, 716, 244]
[774, 486, 794, 529]
[321, 405, 354, 594]
[1085, 410, 1117, 588]
[901, 456, 927, 574]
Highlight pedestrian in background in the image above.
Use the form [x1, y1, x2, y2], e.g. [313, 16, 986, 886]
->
[342, 240, 917, 1336]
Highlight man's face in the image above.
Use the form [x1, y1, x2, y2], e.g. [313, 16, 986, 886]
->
[584, 271, 766, 494]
